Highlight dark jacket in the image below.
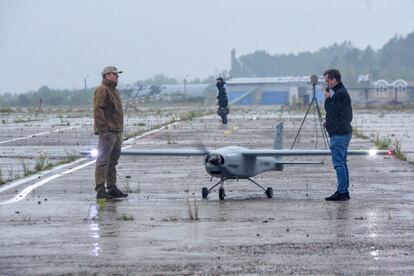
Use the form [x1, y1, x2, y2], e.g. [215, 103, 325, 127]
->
[93, 79, 124, 134]
[324, 82, 353, 137]
[216, 83, 228, 107]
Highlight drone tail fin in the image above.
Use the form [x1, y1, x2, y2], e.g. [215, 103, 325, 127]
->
[273, 121, 284, 170]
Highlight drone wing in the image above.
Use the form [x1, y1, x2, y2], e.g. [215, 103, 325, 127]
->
[120, 149, 211, 156]
[241, 149, 393, 157]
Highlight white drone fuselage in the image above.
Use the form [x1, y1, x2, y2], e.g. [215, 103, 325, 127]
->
[204, 146, 284, 179]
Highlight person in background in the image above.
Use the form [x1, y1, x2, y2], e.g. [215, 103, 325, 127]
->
[216, 77, 229, 125]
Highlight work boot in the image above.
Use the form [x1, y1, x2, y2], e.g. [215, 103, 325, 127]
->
[96, 190, 114, 200]
[325, 191, 349, 201]
[108, 187, 128, 198]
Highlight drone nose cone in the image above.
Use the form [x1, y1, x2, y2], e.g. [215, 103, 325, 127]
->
[208, 155, 220, 165]
[206, 154, 224, 166]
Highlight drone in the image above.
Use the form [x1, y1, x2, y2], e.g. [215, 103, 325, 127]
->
[83, 122, 393, 200]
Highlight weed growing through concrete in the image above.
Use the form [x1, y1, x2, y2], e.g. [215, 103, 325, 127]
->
[393, 140, 407, 161]
[374, 135, 392, 149]
[97, 199, 106, 210]
[166, 133, 176, 144]
[20, 158, 32, 177]
[34, 154, 48, 172]
[0, 168, 5, 185]
[117, 214, 134, 221]
[186, 198, 199, 220]
[352, 121, 370, 139]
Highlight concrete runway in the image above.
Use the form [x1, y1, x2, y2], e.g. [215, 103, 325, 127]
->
[0, 108, 413, 275]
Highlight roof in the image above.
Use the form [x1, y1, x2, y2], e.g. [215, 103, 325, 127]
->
[227, 76, 325, 85]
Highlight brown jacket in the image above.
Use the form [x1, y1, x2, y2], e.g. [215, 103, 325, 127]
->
[93, 79, 124, 134]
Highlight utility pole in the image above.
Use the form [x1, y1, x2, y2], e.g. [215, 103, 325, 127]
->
[84, 74, 89, 93]
[183, 78, 187, 98]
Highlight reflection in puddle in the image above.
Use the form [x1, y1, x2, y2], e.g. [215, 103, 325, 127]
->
[370, 246, 379, 260]
[89, 223, 101, 256]
[88, 204, 101, 256]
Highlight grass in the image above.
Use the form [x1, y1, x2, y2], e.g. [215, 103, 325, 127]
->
[180, 110, 213, 121]
[12, 118, 39, 124]
[374, 135, 392, 150]
[393, 140, 407, 162]
[125, 129, 146, 139]
[0, 107, 13, 113]
[0, 152, 79, 186]
[166, 133, 176, 144]
[354, 119, 410, 163]
[97, 199, 106, 210]
[20, 159, 32, 177]
[117, 213, 134, 221]
[373, 135, 408, 162]
[0, 168, 5, 185]
[352, 127, 370, 139]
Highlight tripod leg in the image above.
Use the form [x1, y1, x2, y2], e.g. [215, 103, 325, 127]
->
[314, 99, 330, 148]
[291, 97, 315, 149]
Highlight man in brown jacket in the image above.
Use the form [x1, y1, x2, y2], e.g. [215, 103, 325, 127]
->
[93, 66, 128, 199]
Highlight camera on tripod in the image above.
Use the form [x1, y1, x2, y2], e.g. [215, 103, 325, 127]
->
[310, 74, 319, 86]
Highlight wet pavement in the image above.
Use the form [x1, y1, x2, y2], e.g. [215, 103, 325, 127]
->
[0, 106, 413, 275]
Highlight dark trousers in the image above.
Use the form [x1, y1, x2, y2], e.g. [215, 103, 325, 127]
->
[95, 131, 122, 192]
[218, 107, 228, 124]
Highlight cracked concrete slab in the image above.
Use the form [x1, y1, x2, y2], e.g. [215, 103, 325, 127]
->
[0, 106, 413, 275]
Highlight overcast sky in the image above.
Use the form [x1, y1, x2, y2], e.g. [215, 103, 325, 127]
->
[1, 0, 413, 94]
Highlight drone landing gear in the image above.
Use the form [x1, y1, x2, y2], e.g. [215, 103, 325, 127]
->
[201, 177, 273, 200]
[202, 178, 226, 200]
[247, 178, 273, 199]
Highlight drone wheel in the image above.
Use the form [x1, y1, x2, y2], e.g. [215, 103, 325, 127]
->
[265, 187, 273, 198]
[202, 187, 209, 199]
[219, 187, 226, 200]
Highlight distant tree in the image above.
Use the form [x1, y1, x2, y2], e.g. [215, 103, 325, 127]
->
[229, 30, 414, 84]
[229, 49, 242, 77]
[142, 73, 178, 85]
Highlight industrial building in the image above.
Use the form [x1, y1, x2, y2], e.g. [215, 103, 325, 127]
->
[226, 76, 324, 106]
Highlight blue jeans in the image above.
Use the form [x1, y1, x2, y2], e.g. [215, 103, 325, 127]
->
[330, 134, 352, 193]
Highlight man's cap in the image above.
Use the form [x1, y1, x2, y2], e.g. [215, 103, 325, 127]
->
[101, 66, 123, 76]
[216, 77, 224, 82]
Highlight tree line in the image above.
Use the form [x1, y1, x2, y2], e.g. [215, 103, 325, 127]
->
[229, 30, 414, 85]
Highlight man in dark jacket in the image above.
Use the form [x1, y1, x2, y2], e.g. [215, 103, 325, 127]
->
[93, 66, 128, 200]
[216, 77, 229, 124]
[323, 69, 353, 201]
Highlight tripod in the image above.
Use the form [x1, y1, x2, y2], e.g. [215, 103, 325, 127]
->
[291, 81, 330, 150]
